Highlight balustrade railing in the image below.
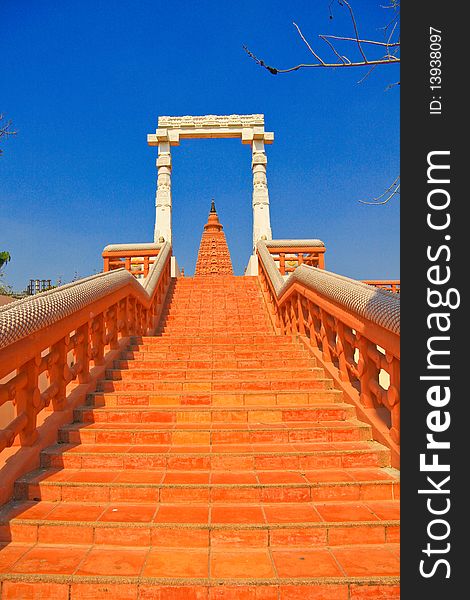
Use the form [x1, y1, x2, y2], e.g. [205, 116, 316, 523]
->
[102, 243, 163, 279]
[363, 280, 400, 294]
[264, 239, 326, 275]
[0, 242, 171, 457]
[257, 241, 400, 466]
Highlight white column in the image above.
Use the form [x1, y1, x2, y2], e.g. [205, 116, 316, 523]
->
[251, 138, 272, 248]
[154, 141, 172, 243]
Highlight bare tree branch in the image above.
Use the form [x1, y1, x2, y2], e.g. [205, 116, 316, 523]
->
[357, 63, 379, 84]
[341, 0, 368, 63]
[358, 176, 400, 205]
[0, 114, 17, 156]
[293, 22, 326, 65]
[319, 35, 348, 64]
[243, 47, 398, 74]
[244, 0, 400, 78]
[320, 34, 399, 48]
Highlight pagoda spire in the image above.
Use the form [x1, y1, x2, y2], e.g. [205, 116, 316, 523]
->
[194, 200, 233, 276]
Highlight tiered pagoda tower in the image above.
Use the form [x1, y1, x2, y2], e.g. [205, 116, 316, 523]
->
[194, 200, 233, 276]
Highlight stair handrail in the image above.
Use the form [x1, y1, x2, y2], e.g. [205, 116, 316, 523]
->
[257, 240, 400, 466]
[0, 242, 172, 453]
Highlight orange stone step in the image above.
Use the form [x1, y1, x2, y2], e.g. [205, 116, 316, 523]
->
[123, 348, 309, 360]
[106, 367, 324, 381]
[0, 543, 400, 600]
[0, 576, 400, 600]
[132, 334, 296, 343]
[0, 496, 399, 548]
[14, 463, 398, 504]
[99, 378, 334, 393]
[129, 343, 300, 353]
[59, 419, 371, 445]
[115, 357, 317, 370]
[38, 440, 391, 471]
[88, 389, 343, 408]
[162, 314, 268, 317]
[76, 403, 355, 424]
[0, 274, 399, 595]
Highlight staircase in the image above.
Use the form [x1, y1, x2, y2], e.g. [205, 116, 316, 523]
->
[0, 275, 399, 599]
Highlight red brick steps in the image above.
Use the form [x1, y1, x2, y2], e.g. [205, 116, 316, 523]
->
[77, 404, 355, 423]
[58, 420, 372, 444]
[0, 275, 399, 598]
[0, 547, 399, 600]
[1, 497, 399, 549]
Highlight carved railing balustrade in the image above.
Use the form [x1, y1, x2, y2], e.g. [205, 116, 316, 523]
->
[363, 280, 400, 294]
[0, 243, 171, 465]
[102, 243, 163, 278]
[264, 240, 326, 276]
[257, 241, 400, 466]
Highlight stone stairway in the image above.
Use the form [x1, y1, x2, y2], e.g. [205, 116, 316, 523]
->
[0, 275, 399, 599]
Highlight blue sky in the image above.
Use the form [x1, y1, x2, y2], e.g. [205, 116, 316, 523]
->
[1, 0, 399, 290]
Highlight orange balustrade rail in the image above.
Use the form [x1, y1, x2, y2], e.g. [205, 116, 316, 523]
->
[102, 243, 163, 278]
[0, 243, 172, 502]
[363, 280, 400, 294]
[264, 239, 326, 275]
[257, 241, 400, 467]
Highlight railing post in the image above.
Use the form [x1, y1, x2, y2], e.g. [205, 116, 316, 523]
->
[279, 253, 285, 275]
[17, 357, 41, 446]
[289, 298, 297, 334]
[319, 309, 332, 362]
[336, 322, 349, 382]
[357, 335, 378, 409]
[105, 304, 119, 350]
[49, 337, 68, 410]
[118, 298, 129, 338]
[128, 298, 136, 335]
[297, 295, 306, 335]
[386, 352, 400, 443]
[75, 323, 90, 383]
[90, 314, 105, 366]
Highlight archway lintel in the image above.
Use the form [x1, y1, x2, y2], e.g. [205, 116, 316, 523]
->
[148, 114, 274, 147]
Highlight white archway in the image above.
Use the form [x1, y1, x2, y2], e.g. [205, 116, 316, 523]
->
[147, 114, 274, 249]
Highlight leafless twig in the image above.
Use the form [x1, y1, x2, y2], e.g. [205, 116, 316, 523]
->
[0, 114, 16, 155]
[358, 176, 400, 205]
[320, 35, 399, 48]
[293, 22, 326, 65]
[244, 0, 399, 78]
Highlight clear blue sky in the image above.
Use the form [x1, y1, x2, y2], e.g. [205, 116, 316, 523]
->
[1, 0, 399, 290]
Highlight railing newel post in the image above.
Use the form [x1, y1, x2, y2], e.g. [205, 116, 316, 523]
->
[17, 356, 41, 446]
[75, 322, 90, 383]
[49, 338, 68, 411]
[357, 336, 377, 409]
[91, 314, 105, 366]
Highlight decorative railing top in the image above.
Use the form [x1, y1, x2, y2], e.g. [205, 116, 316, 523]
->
[0, 242, 171, 350]
[103, 243, 163, 253]
[257, 241, 400, 335]
[0, 270, 130, 349]
[265, 239, 325, 248]
[142, 243, 171, 292]
[257, 241, 285, 293]
[158, 114, 265, 128]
